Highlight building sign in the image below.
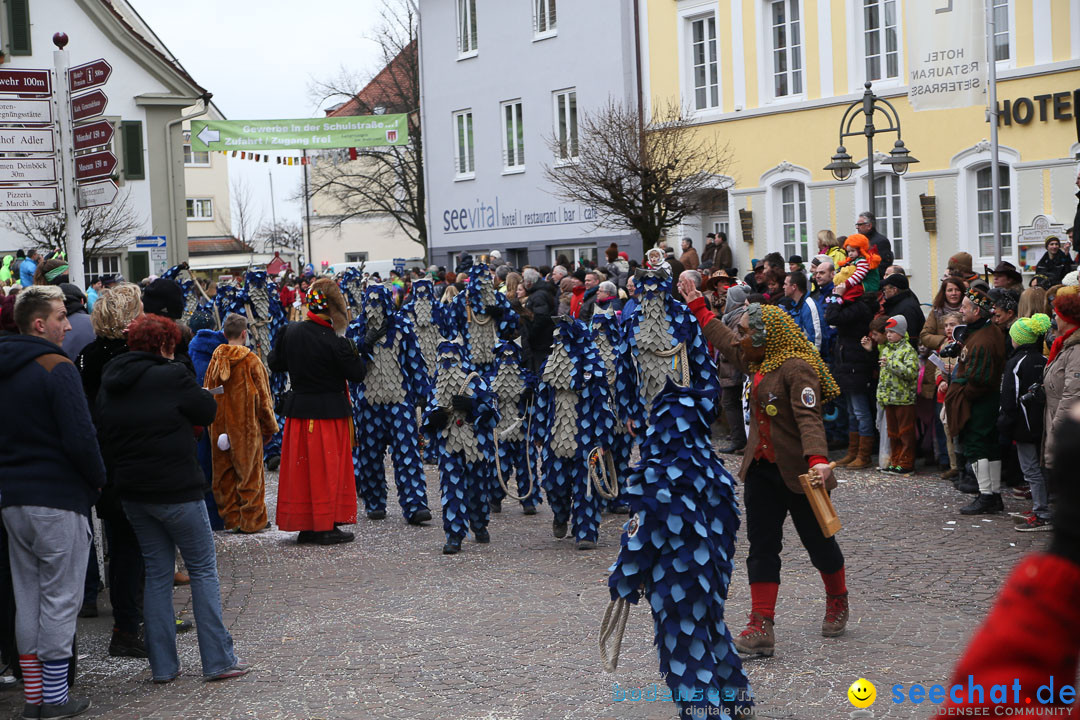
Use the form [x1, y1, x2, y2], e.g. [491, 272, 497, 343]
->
[1017, 215, 1067, 272]
[996, 90, 1080, 126]
[441, 196, 598, 235]
[189, 114, 410, 151]
[906, 0, 986, 111]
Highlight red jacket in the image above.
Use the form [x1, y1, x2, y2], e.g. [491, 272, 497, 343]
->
[569, 285, 585, 318]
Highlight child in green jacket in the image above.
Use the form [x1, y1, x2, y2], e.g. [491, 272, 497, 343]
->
[863, 315, 919, 473]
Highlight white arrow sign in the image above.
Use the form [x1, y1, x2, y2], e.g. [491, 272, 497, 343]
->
[197, 125, 219, 145]
[0, 158, 56, 183]
[77, 179, 118, 209]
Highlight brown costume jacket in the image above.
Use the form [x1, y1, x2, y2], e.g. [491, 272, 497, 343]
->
[944, 319, 1006, 434]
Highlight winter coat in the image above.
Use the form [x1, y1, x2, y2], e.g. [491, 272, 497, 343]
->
[577, 286, 600, 322]
[62, 310, 95, 361]
[1035, 250, 1074, 287]
[865, 227, 894, 270]
[1042, 329, 1080, 468]
[18, 257, 35, 288]
[784, 294, 822, 351]
[189, 329, 227, 385]
[945, 318, 1007, 435]
[876, 336, 919, 406]
[824, 293, 878, 395]
[268, 319, 367, 419]
[603, 260, 630, 289]
[714, 242, 733, 271]
[523, 280, 556, 372]
[881, 288, 926, 351]
[920, 305, 962, 353]
[0, 255, 12, 284]
[998, 342, 1046, 444]
[0, 335, 106, 516]
[825, 246, 847, 268]
[700, 243, 717, 270]
[76, 336, 129, 413]
[679, 248, 700, 270]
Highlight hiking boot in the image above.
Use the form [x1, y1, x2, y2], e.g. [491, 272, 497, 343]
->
[954, 470, 979, 494]
[1015, 516, 1052, 533]
[552, 520, 568, 539]
[834, 432, 860, 467]
[407, 508, 432, 525]
[442, 538, 462, 555]
[39, 697, 91, 719]
[733, 612, 775, 657]
[959, 493, 1003, 515]
[822, 593, 849, 638]
[108, 629, 148, 658]
[941, 467, 959, 480]
[846, 436, 874, 469]
[473, 529, 490, 544]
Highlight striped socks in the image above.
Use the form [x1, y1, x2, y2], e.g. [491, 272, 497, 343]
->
[18, 654, 41, 706]
[42, 659, 69, 706]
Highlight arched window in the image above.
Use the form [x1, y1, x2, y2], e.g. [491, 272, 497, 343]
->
[779, 181, 809, 261]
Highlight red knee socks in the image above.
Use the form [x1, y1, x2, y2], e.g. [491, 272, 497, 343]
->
[19, 654, 42, 706]
[749, 582, 779, 620]
[821, 567, 848, 596]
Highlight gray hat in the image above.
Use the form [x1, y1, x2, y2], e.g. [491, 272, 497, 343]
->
[886, 314, 908, 337]
[725, 284, 750, 313]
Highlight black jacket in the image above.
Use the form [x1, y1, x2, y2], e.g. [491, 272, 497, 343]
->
[998, 342, 1046, 444]
[97, 352, 217, 504]
[866, 228, 894, 270]
[77, 336, 129, 413]
[824, 293, 878, 394]
[578, 286, 600, 322]
[1072, 190, 1079, 254]
[268, 320, 367, 419]
[523, 280, 556, 371]
[881, 288, 926, 351]
[0, 335, 106, 516]
[1035, 250, 1074, 287]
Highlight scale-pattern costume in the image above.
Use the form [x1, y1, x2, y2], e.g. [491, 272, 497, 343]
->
[444, 264, 518, 375]
[423, 342, 498, 548]
[607, 381, 751, 719]
[401, 279, 447, 374]
[339, 268, 366, 318]
[486, 342, 542, 511]
[240, 270, 289, 462]
[591, 311, 633, 507]
[533, 319, 616, 545]
[620, 270, 719, 429]
[345, 284, 431, 521]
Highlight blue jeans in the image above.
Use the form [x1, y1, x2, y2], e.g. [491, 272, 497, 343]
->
[122, 500, 237, 680]
[846, 392, 875, 437]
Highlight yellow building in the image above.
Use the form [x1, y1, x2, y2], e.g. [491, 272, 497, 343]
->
[641, 0, 1080, 298]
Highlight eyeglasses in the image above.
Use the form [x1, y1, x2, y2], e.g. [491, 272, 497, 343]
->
[855, 221, 870, 227]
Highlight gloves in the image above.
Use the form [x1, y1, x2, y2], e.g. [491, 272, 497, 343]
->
[452, 394, 475, 413]
[364, 325, 388, 349]
[485, 305, 504, 321]
[427, 408, 449, 430]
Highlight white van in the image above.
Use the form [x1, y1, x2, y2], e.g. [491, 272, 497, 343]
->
[324, 258, 425, 278]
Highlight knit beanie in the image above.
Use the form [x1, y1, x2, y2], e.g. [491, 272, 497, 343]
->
[1009, 313, 1051, 346]
[142, 278, 184, 320]
[885, 314, 908, 337]
[881, 273, 909, 291]
[724, 284, 749, 313]
[948, 252, 974, 276]
[1063, 270, 1079, 288]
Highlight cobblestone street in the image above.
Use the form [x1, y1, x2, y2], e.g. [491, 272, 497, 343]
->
[0, 453, 1053, 720]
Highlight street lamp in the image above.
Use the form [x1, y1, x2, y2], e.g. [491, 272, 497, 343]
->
[824, 82, 918, 213]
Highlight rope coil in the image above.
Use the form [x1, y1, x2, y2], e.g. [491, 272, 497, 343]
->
[599, 598, 632, 672]
[587, 447, 619, 500]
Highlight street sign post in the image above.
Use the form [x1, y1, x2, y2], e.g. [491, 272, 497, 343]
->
[76, 178, 117, 209]
[0, 68, 51, 94]
[0, 158, 57, 183]
[71, 90, 107, 122]
[73, 119, 113, 150]
[0, 98, 52, 124]
[0, 186, 59, 212]
[189, 114, 410, 152]
[74, 150, 116, 180]
[0, 128, 55, 153]
[67, 59, 111, 92]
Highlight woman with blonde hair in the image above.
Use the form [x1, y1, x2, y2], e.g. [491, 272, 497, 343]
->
[440, 284, 460, 304]
[1017, 287, 1049, 318]
[818, 229, 846, 267]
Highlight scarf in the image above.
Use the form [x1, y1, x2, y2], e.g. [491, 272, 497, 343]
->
[1048, 326, 1079, 364]
[749, 304, 841, 401]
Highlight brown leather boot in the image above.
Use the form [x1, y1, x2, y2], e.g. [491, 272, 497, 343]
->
[822, 592, 849, 637]
[846, 436, 874, 469]
[834, 432, 860, 467]
[733, 611, 775, 657]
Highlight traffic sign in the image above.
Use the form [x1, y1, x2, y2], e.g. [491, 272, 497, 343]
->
[0, 98, 52, 124]
[0, 186, 59, 212]
[135, 236, 167, 248]
[68, 59, 111, 92]
[71, 90, 107, 122]
[73, 120, 113, 150]
[0, 128, 54, 153]
[0, 69, 51, 95]
[77, 179, 118, 209]
[0, 157, 56, 183]
[75, 150, 116, 181]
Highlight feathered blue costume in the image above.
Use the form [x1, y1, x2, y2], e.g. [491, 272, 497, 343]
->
[400, 278, 447, 375]
[606, 380, 752, 719]
[486, 341, 542, 513]
[533, 318, 616, 549]
[443, 264, 518, 375]
[591, 311, 633, 512]
[422, 341, 499, 554]
[345, 284, 432, 524]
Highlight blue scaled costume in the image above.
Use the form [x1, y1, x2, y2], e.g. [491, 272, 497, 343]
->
[619, 269, 719, 432]
[533, 318, 616, 549]
[486, 341, 542, 514]
[402, 278, 447, 465]
[605, 380, 751, 720]
[591, 310, 633, 511]
[443, 264, 518, 375]
[239, 270, 289, 464]
[345, 283, 432, 524]
[422, 341, 498, 554]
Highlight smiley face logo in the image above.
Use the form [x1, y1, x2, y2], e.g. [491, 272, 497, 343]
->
[847, 678, 876, 708]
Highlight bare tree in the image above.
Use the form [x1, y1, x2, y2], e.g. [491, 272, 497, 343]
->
[306, 0, 426, 259]
[2, 187, 145, 257]
[223, 175, 258, 246]
[544, 99, 733, 250]
[256, 220, 304, 256]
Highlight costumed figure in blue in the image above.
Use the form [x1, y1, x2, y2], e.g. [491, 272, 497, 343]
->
[444, 264, 518, 375]
[620, 269, 720, 436]
[402, 278, 447, 464]
[345, 283, 433, 525]
[163, 262, 216, 327]
[603, 380, 752, 720]
[591, 310, 633, 514]
[422, 341, 498, 555]
[533, 317, 616, 550]
[486, 341, 542, 515]
[339, 267, 366, 318]
[240, 269, 289, 467]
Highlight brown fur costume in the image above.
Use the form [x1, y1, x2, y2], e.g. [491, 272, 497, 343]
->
[309, 277, 350, 335]
[205, 344, 279, 532]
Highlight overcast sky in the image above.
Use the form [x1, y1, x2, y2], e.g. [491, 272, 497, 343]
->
[131, 0, 386, 236]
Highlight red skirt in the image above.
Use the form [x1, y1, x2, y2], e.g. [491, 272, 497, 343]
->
[276, 417, 356, 532]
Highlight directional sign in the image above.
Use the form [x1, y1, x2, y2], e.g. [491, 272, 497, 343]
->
[0, 157, 56, 183]
[77, 179, 118, 209]
[68, 59, 112, 92]
[75, 150, 117, 181]
[0, 98, 52, 124]
[73, 120, 113, 151]
[0, 186, 59, 212]
[189, 114, 410, 151]
[71, 90, 108, 122]
[0, 68, 51, 95]
[0, 128, 54, 153]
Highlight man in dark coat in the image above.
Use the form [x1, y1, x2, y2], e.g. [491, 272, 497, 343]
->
[715, 231, 734, 272]
[825, 291, 879, 469]
[879, 274, 925, 351]
[522, 268, 555, 373]
[857, 211, 894, 271]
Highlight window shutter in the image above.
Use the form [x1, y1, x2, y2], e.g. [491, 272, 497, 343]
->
[121, 121, 145, 180]
[7, 0, 32, 55]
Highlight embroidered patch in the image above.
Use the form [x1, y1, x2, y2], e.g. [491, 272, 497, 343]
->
[801, 387, 817, 408]
[627, 512, 641, 538]
[960, 347, 969, 362]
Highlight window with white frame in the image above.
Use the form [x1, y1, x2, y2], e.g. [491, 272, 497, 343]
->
[992, 0, 1009, 61]
[975, 164, 1012, 257]
[83, 254, 120, 285]
[553, 89, 578, 162]
[863, 0, 899, 82]
[688, 13, 719, 111]
[769, 0, 803, 98]
[186, 198, 213, 220]
[501, 100, 525, 171]
[872, 174, 904, 260]
[534, 0, 556, 36]
[550, 245, 597, 268]
[779, 181, 809, 260]
[457, 0, 478, 56]
[453, 110, 475, 178]
[345, 252, 369, 263]
[182, 131, 210, 166]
